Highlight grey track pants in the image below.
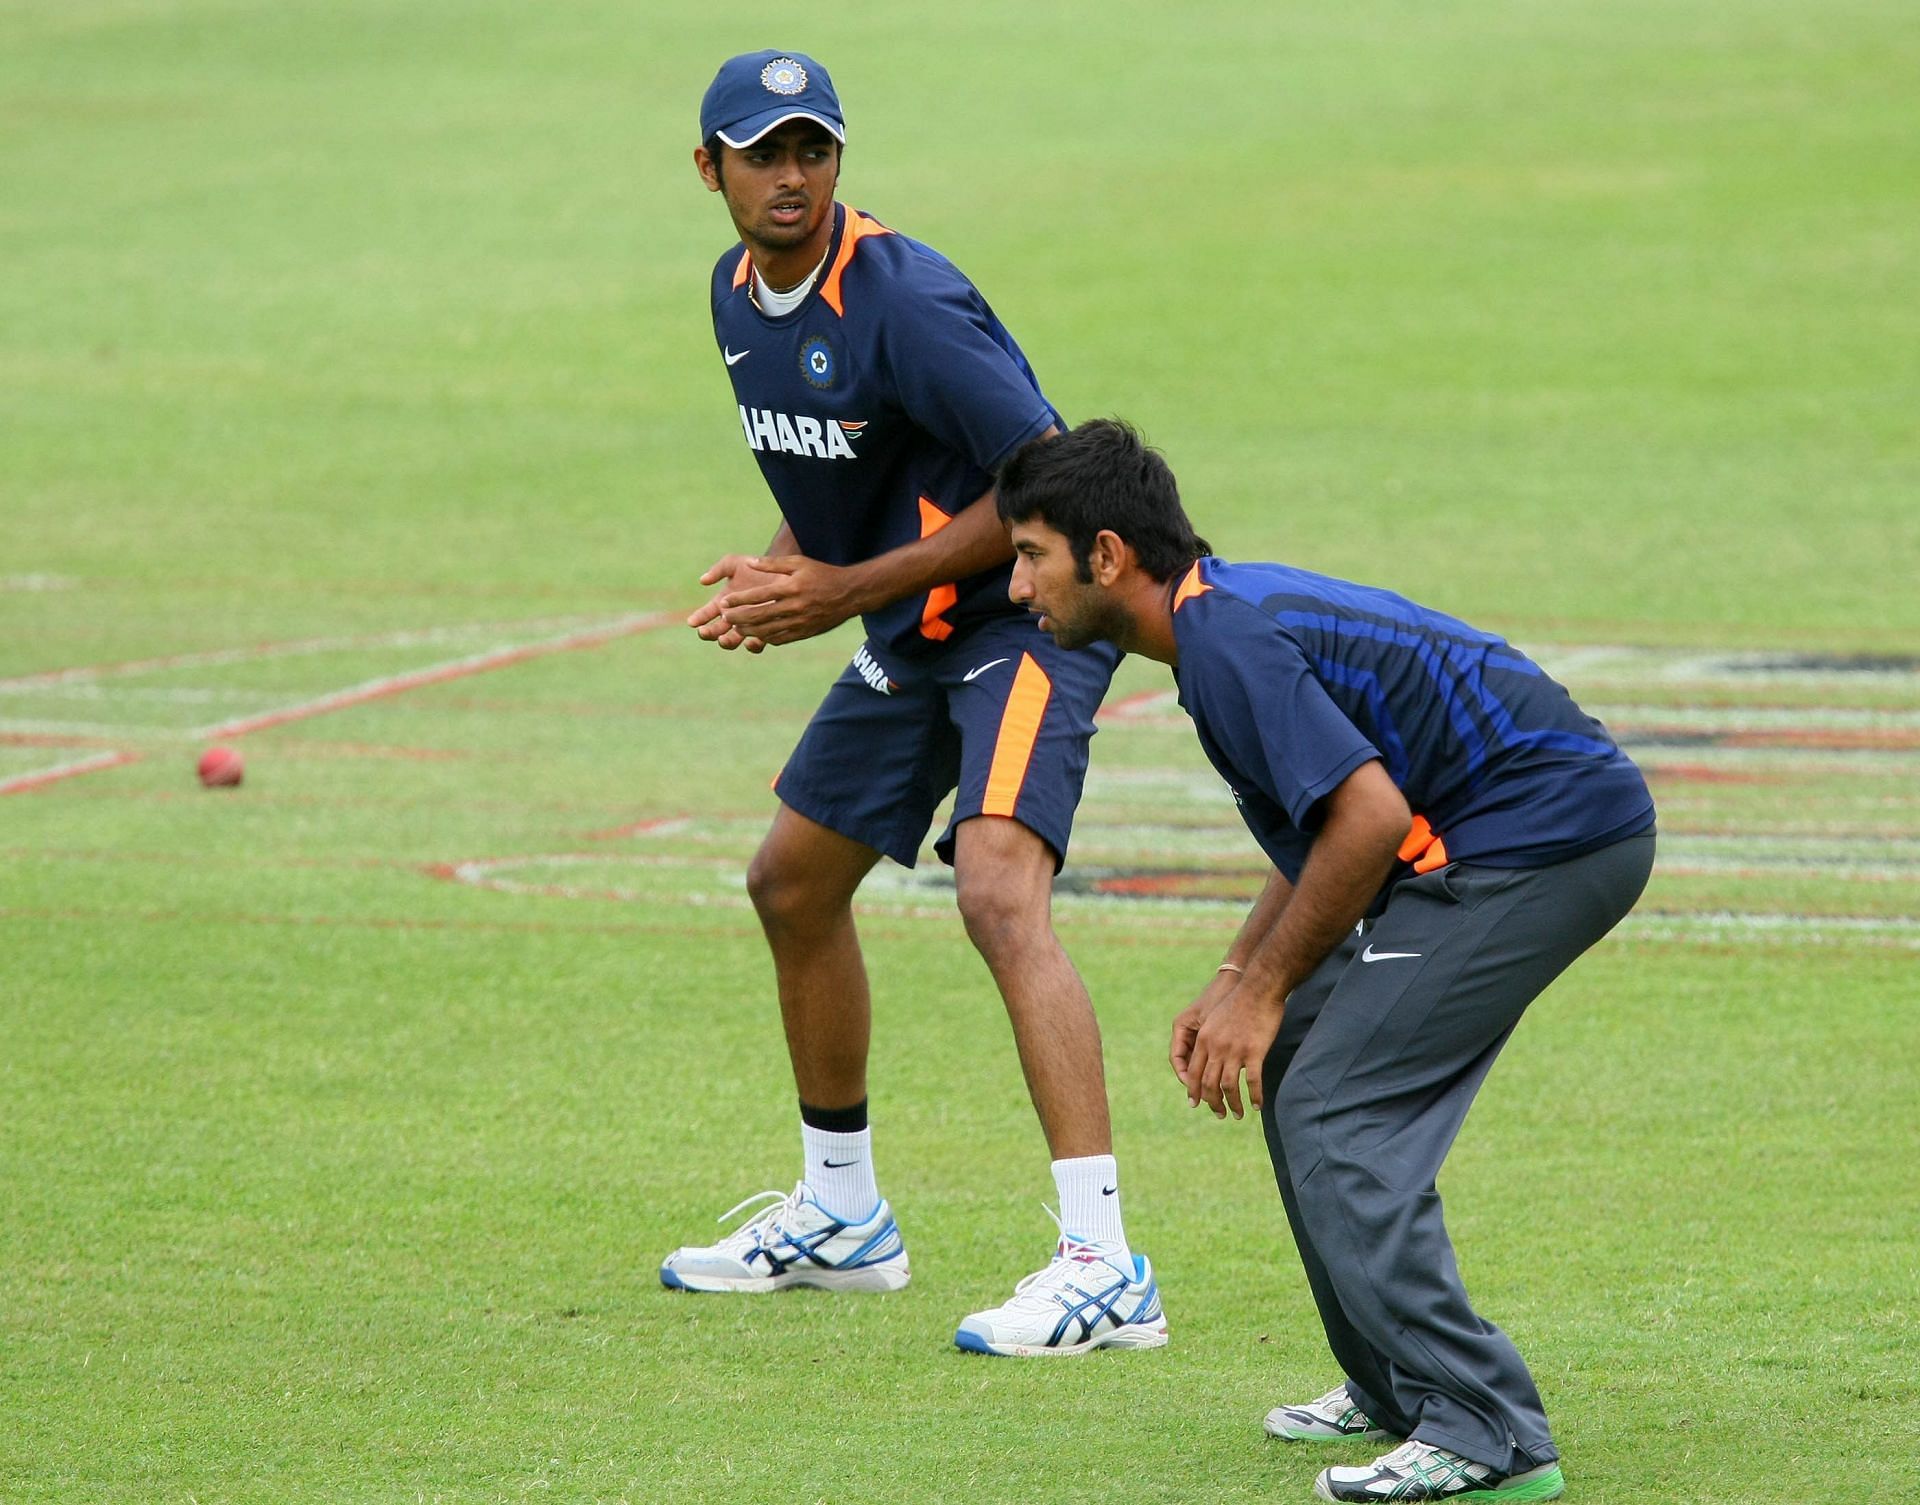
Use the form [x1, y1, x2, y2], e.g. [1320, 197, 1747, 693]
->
[1260, 832, 1655, 1475]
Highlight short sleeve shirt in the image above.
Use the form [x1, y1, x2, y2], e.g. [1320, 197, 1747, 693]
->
[711, 204, 1060, 655]
[1169, 558, 1655, 900]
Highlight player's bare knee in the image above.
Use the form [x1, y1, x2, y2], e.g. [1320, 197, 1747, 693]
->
[745, 846, 822, 932]
[954, 874, 1049, 965]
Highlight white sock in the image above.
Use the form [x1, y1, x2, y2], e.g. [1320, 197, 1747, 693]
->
[1053, 1154, 1131, 1264]
[801, 1123, 879, 1222]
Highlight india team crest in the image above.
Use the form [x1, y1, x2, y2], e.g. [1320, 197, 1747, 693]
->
[761, 58, 807, 95]
[799, 335, 836, 388]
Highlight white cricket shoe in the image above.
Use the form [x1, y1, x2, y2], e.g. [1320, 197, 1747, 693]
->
[1266, 1382, 1394, 1441]
[658, 1183, 909, 1294]
[1315, 1441, 1566, 1502]
[953, 1234, 1167, 1357]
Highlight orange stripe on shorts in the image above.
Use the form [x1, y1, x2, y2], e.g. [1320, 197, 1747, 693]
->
[982, 652, 1053, 817]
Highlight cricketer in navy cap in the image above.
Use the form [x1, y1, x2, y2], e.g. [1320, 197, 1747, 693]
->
[700, 50, 845, 149]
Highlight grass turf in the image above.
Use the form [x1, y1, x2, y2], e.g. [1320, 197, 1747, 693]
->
[3, 2, 1917, 1500]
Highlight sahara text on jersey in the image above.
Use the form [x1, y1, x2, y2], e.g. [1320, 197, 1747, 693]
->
[738, 405, 865, 459]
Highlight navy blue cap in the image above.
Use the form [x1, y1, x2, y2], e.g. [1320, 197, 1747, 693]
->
[700, 50, 845, 148]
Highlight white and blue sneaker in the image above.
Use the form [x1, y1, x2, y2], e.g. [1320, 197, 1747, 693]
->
[658, 1183, 910, 1294]
[954, 1235, 1168, 1357]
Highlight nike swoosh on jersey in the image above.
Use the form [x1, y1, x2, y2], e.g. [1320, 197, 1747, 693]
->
[1360, 944, 1422, 963]
[723, 346, 750, 366]
[962, 657, 1011, 683]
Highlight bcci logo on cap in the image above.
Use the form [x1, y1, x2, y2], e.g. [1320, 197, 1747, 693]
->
[761, 58, 807, 95]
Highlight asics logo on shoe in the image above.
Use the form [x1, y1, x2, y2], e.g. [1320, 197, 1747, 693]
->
[962, 657, 1010, 683]
[1361, 943, 1422, 963]
[1044, 1267, 1147, 1347]
[659, 1184, 910, 1294]
[723, 346, 750, 366]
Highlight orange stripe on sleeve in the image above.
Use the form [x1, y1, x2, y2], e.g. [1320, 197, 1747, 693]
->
[916, 497, 958, 642]
[819, 211, 893, 317]
[1171, 561, 1212, 611]
[982, 653, 1053, 817]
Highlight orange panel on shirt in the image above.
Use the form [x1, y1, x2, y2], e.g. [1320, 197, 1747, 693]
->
[731, 247, 752, 289]
[917, 496, 958, 642]
[983, 653, 1054, 817]
[1171, 561, 1212, 612]
[1398, 814, 1450, 873]
[819, 211, 894, 317]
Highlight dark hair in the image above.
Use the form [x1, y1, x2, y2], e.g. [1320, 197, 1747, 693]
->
[997, 419, 1210, 583]
[704, 128, 844, 190]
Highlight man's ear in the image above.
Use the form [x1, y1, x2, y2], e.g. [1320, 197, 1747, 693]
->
[1090, 529, 1131, 587]
[694, 144, 721, 192]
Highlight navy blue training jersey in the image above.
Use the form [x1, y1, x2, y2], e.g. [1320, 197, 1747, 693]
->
[1169, 558, 1654, 900]
[710, 203, 1061, 656]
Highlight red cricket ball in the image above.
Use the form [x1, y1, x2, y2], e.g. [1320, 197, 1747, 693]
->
[197, 745, 244, 788]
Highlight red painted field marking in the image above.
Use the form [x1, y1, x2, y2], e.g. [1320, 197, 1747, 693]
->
[188, 614, 666, 739]
[0, 612, 669, 798]
[0, 731, 130, 750]
[1097, 688, 1177, 722]
[0, 749, 144, 797]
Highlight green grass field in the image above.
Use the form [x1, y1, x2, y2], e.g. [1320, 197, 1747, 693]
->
[3, 2, 1916, 1501]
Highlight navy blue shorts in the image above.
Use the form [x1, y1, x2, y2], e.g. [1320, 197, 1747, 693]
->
[774, 615, 1121, 869]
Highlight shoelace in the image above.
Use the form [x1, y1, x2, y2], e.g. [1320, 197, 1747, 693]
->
[996, 1206, 1127, 1311]
[1375, 1440, 1480, 1479]
[710, 1186, 803, 1253]
[1310, 1383, 1357, 1413]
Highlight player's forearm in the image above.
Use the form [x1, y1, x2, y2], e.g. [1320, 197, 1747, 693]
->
[838, 489, 1014, 615]
[1237, 764, 1408, 1006]
[1222, 868, 1293, 973]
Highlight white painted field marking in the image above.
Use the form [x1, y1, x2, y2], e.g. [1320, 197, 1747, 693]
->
[0, 612, 669, 798]
[435, 841, 1920, 948]
[1623, 911, 1920, 948]
[1527, 645, 1920, 687]
[0, 614, 632, 692]
[0, 574, 79, 593]
[16, 686, 288, 705]
[0, 718, 171, 739]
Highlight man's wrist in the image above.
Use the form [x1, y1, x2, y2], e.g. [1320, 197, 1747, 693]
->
[839, 558, 886, 617]
[1230, 966, 1291, 1015]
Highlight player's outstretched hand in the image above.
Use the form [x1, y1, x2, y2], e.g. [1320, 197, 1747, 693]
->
[715, 554, 861, 647]
[688, 554, 775, 653]
[1182, 987, 1284, 1121]
[1169, 969, 1241, 1085]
